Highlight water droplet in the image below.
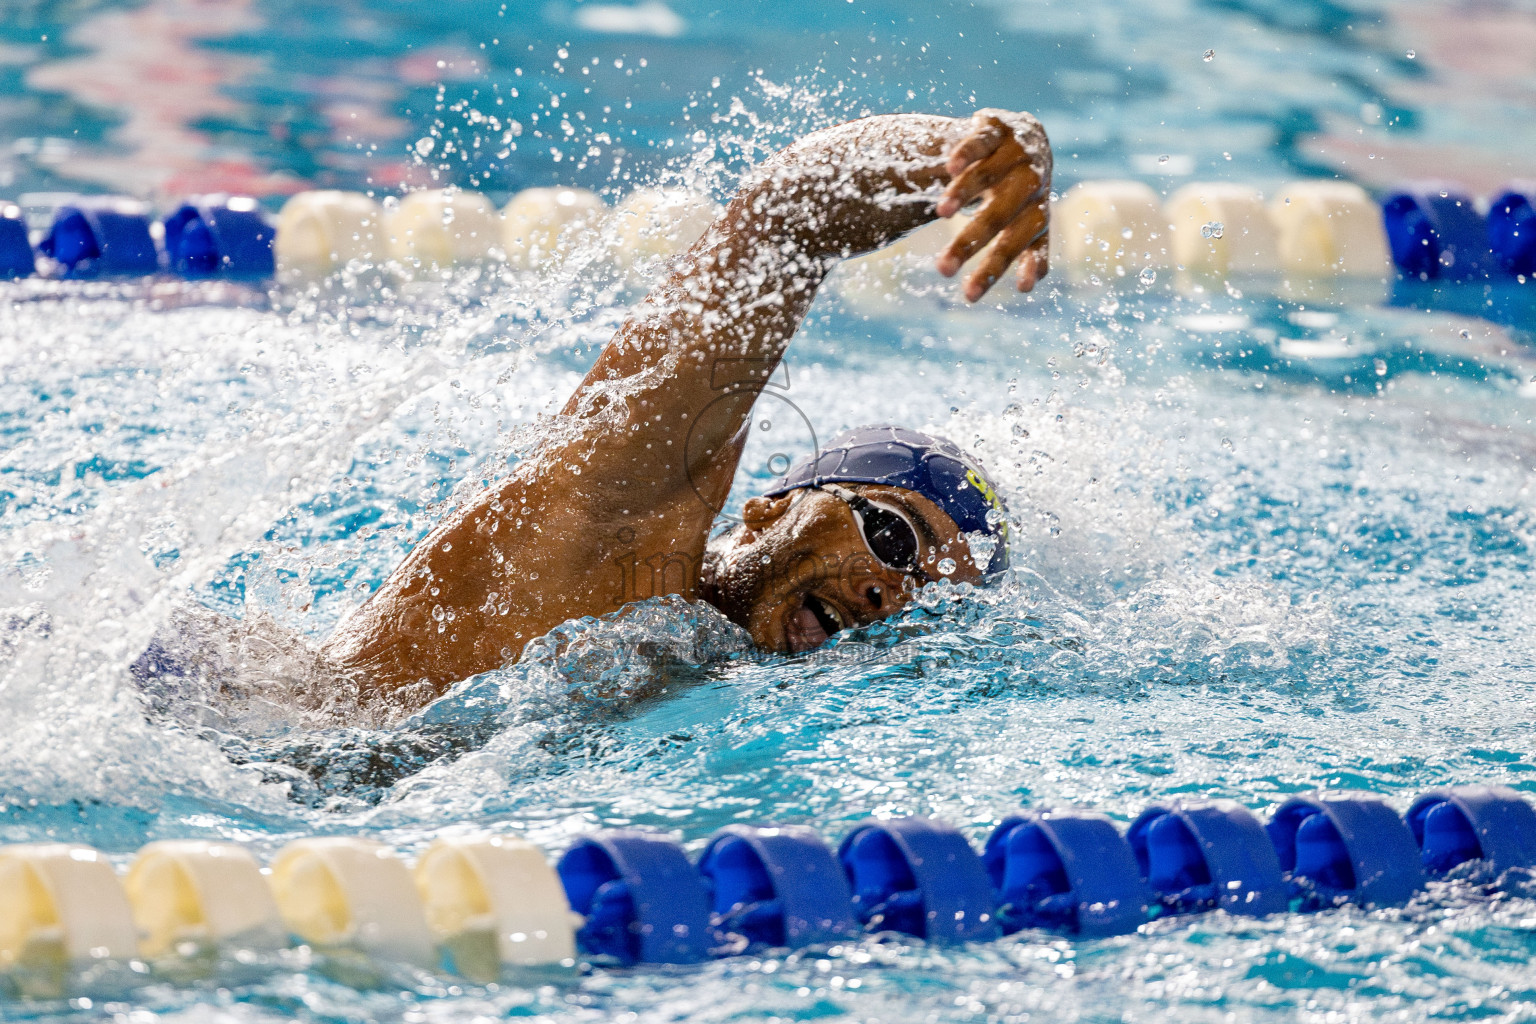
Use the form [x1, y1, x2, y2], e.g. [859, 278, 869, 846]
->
[937, 557, 957, 576]
[1374, 358, 1388, 376]
[758, 419, 772, 431]
[1157, 154, 1170, 164]
[1459, 329, 1471, 339]
[414, 137, 435, 156]
[1012, 423, 1029, 438]
[1406, 49, 1416, 59]
[1138, 267, 1157, 286]
[1221, 437, 1234, 450]
[1201, 221, 1225, 239]
[1202, 48, 1215, 61]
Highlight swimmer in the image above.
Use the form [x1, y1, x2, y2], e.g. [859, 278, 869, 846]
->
[322, 109, 1052, 710]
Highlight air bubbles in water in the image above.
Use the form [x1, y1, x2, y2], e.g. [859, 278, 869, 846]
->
[1138, 267, 1157, 286]
[1406, 49, 1417, 58]
[1201, 221, 1224, 239]
[937, 557, 956, 576]
[1202, 48, 1215, 61]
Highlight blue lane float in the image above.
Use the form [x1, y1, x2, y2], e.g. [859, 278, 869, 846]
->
[162, 195, 275, 279]
[984, 809, 1149, 936]
[1406, 785, 1536, 876]
[1381, 187, 1499, 281]
[0, 205, 33, 279]
[1128, 800, 1287, 918]
[550, 788, 1536, 965]
[1488, 187, 1536, 277]
[697, 824, 859, 948]
[38, 197, 159, 277]
[1267, 794, 1425, 909]
[556, 830, 712, 965]
[837, 817, 1000, 943]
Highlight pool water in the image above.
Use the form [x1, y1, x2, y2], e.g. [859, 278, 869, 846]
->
[4, 0, 1536, 1021]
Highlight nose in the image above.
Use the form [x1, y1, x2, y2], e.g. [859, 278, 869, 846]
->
[850, 575, 901, 620]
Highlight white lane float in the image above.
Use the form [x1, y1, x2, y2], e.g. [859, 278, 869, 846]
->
[274, 190, 384, 278]
[384, 188, 503, 269]
[1052, 180, 1172, 282]
[606, 188, 721, 272]
[0, 844, 138, 996]
[414, 835, 577, 981]
[502, 187, 608, 270]
[124, 840, 286, 958]
[1269, 180, 1392, 279]
[1165, 182, 1279, 282]
[269, 838, 434, 967]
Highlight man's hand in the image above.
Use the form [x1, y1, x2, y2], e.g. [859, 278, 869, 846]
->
[935, 110, 1052, 301]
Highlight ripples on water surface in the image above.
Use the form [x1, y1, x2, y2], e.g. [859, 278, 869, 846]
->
[3, 0, 1536, 1020]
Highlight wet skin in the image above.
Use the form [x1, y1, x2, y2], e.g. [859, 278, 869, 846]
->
[320, 109, 1052, 712]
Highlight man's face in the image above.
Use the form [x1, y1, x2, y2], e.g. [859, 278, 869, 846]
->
[702, 484, 986, 653]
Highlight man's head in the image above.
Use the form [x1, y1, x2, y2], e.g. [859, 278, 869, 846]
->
[701, 426, 1010, 653]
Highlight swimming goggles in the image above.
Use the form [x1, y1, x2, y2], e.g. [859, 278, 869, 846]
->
[812, 482, 932, 583]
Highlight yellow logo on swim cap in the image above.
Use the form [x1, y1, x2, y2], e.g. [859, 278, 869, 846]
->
[964, 467, 1009, 538]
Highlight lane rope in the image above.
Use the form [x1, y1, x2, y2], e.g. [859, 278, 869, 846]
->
[0, 183, 1531, 285]
[0, 783, 1530, 992]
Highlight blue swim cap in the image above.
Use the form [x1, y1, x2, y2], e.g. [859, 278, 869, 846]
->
[763, 425, 1011, 575]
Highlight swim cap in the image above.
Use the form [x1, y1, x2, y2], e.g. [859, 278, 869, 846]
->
[763, 425, 1011, 575]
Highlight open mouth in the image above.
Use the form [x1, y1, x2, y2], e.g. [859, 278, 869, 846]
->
[785, 592, 848, 652]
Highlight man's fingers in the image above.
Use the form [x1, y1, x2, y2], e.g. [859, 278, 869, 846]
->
[943, 114, 1010, 177]
[937, 136, 1026, 218]
[937, 176, 1042, 277]
[962, 204, 1049, 301]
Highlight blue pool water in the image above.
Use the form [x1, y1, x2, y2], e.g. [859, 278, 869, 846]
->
[4, 0, 1536, 1020]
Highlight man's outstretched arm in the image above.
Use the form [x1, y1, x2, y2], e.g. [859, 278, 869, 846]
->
[564, 109, 1053, 510]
